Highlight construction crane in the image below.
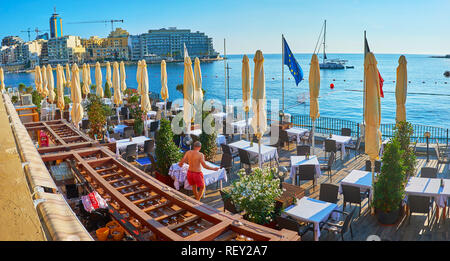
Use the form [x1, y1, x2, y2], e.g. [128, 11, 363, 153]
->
[67, 19, 124, 33]
[21, 27, 50, 41]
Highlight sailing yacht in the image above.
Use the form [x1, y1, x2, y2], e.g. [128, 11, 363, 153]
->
[317, 20, 350, 70]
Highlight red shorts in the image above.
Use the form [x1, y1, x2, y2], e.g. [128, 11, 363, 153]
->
[186, 170, 204, 188]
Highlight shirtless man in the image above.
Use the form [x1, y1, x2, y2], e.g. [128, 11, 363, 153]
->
[178, 141, 219, 200]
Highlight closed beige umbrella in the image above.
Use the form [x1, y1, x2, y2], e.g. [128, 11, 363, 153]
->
[87, 64, 92, 87]
[309, 54, 320, 155]
[0, 67, 5, 92]
[242, 55, 251, 138]
[120, 61, 127, 93]
[194, 57, 203, 119]
[183, 55, 195, 133]
[71, 64, 83, 128]
[65, 64, 71, 87]
[47, 65, 56, 105]
[395, 55, 407, 122]
[105, 61, 112, 90]
[82, 64, 90, 96]
[136, 60, 142, 95]
[160, 60, 169, 115]
[34, 66, 42, 94]
[41, 65, 48, 98]
[140, 61, 151, 113]
[112, 62, 122, 106]
[95, 62, 103, 98]
[251, 50, 267, 168]
[56, 65, 65, 115]
[364, 52, 382, 209]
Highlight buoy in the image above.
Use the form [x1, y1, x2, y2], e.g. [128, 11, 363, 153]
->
[422, 81, 425, 83]
[333, 79, 335, 81]
[330, 83, 334, 89]
[360, 80, 363, 82]
[343, 80, 346, 82]
[408, 81, 411, 83]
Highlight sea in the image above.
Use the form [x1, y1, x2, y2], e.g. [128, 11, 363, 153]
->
[4, 53, 450, 129]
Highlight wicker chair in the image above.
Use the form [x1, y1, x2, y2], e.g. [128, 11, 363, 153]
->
[365, 160, 381, 173]
[319, 208, 355, 241]
[407, 195, 431, 225]
[219, 190, 240, 214]
[325, 139, 338, 161]
[121, 144, 137, 162]
[320, 152, 335, 181]
[342, 184, 370, 217]
[295, 164, 316, 190]
[238, 148, 258, 171]
[346, 136, 362, 158]
[296, 145, 310, 156]
[341, 128, 352, 136]
[275, 215, 314, 237]
[319, 183, 339, 204]
[420, 167, 438, 178]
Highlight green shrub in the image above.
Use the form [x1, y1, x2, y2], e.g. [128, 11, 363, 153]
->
[32, 90, 43, 109]
[11, 95, 19, 104]
[18, 83, 26, 93]
[199, 110, 217, 162]
[228, 167, 282, 225]
[394, 121, 416, 179]
[155, 118, 182, 176]
[104, 82, 111, 98]
[86, 95, 109, 139]
[373, 139, 406, 213]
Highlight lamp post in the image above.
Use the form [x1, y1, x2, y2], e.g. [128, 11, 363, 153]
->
[424, 131, 431, 162]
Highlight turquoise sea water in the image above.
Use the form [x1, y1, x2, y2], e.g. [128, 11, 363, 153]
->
[4, 53, 450, 128]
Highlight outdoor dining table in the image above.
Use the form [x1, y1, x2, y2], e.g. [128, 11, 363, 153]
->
[284, 197, 339, 241]
[147, 111, 157, 118]
[113, 124, 128, 135]
[168, 162, 227, 190]
[290, 155, 321, 185]
[228, 139, 278, 165]
[230, 118, 252, 135]
[405, 177, 450, 219]
[189, 129, 227, 146]
[286, 127, 309, 144]
[326, 134, 352, 159]
[339, 170, 374, 200]
[115, 136, 150, 155]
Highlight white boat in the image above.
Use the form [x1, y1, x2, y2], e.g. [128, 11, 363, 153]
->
[316, 20, 351, 70]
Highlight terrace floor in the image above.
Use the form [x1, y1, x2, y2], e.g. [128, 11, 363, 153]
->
[174, 136, 450, 241]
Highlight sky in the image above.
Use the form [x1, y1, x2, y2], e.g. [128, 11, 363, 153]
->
[0, 0, 449, 55]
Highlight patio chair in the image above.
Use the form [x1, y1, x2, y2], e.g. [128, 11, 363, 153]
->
[434, 143, 449, 169]
[121, 144, 137, 162]
[148, 121, 159, 138]
[123, 127, 134, 139]
[365, 160, 381, 173]
[420, 167, 438, 178]
[219, 190, 240, 214]
[319, 208, 355, 241]
[120, 107, 129, 120]
[320, 151, 335, 181]
[166, 101, 172, 111]
[110, 115, 119, 125]
[341, 128, 352, 137]
[221, 143, 239, 164]
[142, 139, 155, 157]
[220, 153, 233, 180]
[346, 136, 362, 158]
[325, 139, 338, 161]
[275, 215, 314, 237]
[300, 131, 312, 145]
[81, 119, 90, 131]
[407, 195, 431, 225]
[341, 184, 370, 217]
[238, 148, 258, 171]
[296, 145, 310, 156]
[294, 164, 316, 190]
[319, 183, 339, 204]
[279, 129, 295, 150]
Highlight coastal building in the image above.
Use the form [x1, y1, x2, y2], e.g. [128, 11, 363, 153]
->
[82, 28, 129, 62]
[47, 35, 85, 65]
[49, 8, 63, 39]
[128, 27, 218, 61]
[2, 36, 24, 47]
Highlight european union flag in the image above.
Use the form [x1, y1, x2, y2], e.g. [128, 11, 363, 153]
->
[283, 36, 303, 86]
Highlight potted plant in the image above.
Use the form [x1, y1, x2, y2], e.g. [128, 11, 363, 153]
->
[228, 167, 282, 227]
[127, 94, 144, 135]
[199, 110, 217, 162]
[394, 121, 416, 180]
[11, 95, 19, 104]
[154, 118, 183, 187]
[373, 138, 406, 225]
[104, 82, 112, 99]
[86, 95, 110, 140]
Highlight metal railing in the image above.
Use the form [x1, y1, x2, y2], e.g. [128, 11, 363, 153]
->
[267, 111, 449, 145]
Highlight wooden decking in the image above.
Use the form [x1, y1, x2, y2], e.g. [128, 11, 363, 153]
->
[191, 137, 450, 241]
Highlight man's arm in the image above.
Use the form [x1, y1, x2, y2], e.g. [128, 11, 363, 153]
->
[178, 151, 187, 167]
[200, 154, 219, 171]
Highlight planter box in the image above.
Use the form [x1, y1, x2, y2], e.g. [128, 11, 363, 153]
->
[154, 171, 174, 189]
[375, 204, 403, 225]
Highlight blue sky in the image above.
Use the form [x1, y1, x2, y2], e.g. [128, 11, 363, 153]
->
[1, 0, 448, 55]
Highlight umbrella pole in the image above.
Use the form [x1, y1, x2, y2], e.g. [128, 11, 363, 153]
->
[370, 159, 375, 215]
[258, 137, 262, 169]
[312, 120, 316, 155]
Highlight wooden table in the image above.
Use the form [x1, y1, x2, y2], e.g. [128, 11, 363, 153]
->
[276, 182, 305, 209]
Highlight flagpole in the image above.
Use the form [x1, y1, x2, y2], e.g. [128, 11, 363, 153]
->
[282, 34, 285, 113]
[363, 31, 366, 126]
